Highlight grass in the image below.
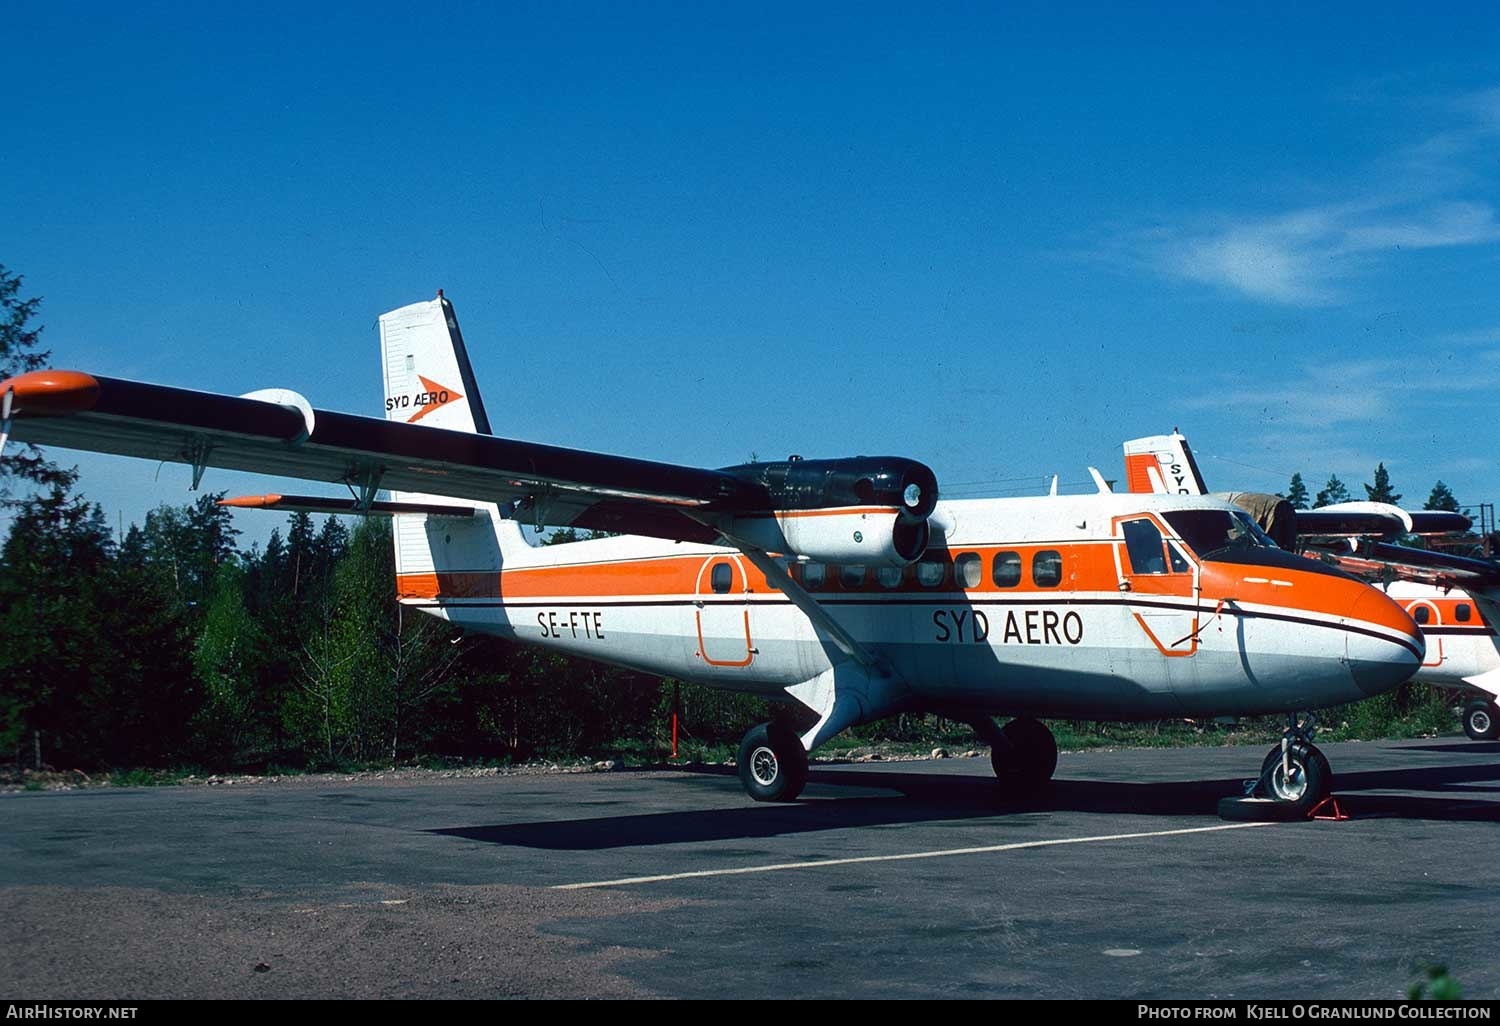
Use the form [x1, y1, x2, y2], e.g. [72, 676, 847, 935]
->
[106, 767, 198, 788]
[5, 684, 1468, 785]
[645, 682, 1465, 765]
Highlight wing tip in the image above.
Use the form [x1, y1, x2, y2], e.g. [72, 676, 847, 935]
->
[2, 370, 102, 415]
[219, 494, 285, 509]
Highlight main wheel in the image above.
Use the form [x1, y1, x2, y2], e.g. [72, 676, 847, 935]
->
[1464, 699, 1499, 741]
[737, 722, 809, 802]
[989, 717, 1058, 792]
[1259, 741, 1331, 811]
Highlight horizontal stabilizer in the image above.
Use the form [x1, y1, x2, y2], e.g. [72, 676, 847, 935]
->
[220, 494, 479, 518]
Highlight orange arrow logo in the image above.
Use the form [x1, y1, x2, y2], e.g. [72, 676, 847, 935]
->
[407, 375, 464, 423]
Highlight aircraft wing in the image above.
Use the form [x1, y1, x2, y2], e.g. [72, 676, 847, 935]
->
[0, 369, 764, 542]
[1296, 502, 1471, 540]
[1325, 540, 1500, 586]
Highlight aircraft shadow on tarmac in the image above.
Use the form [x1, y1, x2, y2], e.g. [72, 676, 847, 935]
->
[430, 755, 1500, 851]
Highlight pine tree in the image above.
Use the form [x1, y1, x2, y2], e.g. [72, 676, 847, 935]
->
[1313, 475, 1350, 508]
[0, 483, 198, 769]
[1364, 463, 1401, 505]
[1284, 473, 1310, 510]
[1424, 481, 1460, 512]
[0, 265, 72, 492]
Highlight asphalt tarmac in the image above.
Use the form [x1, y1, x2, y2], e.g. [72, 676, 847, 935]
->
[3, 737, 1497, 999]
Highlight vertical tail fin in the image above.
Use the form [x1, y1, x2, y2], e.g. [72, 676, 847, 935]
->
[1122, 432, 1208, 496]
[379, 292, 492, 435]
[378, 293, 526, 593]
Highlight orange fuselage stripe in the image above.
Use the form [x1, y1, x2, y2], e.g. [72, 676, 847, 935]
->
[394, 542, 1419, 640]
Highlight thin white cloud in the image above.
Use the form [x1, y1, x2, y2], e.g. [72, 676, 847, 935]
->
[1183, 347, 1500, 430]
[1109, 87, 1500, 306]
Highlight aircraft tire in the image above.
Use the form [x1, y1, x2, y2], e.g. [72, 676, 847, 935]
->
[1216, 795, 1320, 822]
[990, 717, 1058, 792]
[1222, 741, 1331, 821]
[1463, 699, 1499, 742]
[738, 722, 808, 802]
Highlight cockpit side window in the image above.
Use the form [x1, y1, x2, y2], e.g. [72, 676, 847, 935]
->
[1122, 519, 1168, 575]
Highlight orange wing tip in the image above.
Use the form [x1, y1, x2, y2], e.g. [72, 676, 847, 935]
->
[218, 494, 286, 509]
[1, 370, 102, 415]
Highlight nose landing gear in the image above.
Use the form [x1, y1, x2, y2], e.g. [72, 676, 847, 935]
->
[1219, 714, 1333, 821]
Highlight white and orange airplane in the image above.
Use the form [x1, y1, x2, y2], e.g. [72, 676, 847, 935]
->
[0, 295, 1427, 817]
[1123, 432, 1500, 742]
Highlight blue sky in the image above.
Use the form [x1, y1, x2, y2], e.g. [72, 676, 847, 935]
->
[4, 3, 1499, 545]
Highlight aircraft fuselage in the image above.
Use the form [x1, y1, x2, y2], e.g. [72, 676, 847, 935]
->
[396, 492, 1423, 723]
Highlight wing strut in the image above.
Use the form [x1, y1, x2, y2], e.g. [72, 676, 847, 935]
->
[0, 386, 12, 459]
[729, 543, 886, 673]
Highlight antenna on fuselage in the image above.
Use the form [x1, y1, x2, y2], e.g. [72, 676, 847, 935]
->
[1087, 467, 1113, 494]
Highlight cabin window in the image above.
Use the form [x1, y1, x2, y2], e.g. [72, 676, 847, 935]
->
[954, 553, 982, 589]
[992, 551, 1022, 588]
[802, 562, 827, 590]
[1456, 604, 1472, 623]
[711, 562, 733, 594]
[1122, 519, 1167, 575]
[1412, 606, 1431, 625]
[1033, 550, 1063, 588]
[876, 566, 904, 589]
[917, 560, 947, 589]
[840, 565, 867, 589]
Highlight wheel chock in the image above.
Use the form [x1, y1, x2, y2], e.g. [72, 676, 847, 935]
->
[1309, 795, 1349, 821]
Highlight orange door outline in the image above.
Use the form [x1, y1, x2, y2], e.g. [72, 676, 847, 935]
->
[695, 555, 755, 668]
[1405, 600, 1445, 668]
[1112, 513, 1202, 658]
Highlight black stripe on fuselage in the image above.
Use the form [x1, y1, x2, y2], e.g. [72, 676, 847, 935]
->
[406, 594, 1424, 659]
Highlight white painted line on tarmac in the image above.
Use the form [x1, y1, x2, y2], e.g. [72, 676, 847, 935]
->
[551, 821, 1275, 890]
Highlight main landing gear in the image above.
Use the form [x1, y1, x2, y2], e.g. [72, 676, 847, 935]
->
[971, 716, 1058, 794]
[737, 721, 809, 802]
[1463, 698, 1499, 742]
[1219, 714, 1333, 822]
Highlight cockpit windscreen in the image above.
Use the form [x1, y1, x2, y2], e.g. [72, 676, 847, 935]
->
[1161, 509, 1276, 559]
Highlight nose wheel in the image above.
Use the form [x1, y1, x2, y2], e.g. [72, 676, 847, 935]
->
[1219, 714, 1333, 821]
[737, 721, 809, 802]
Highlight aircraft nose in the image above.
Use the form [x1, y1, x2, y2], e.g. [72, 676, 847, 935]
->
[1346, 586, 1424, 697]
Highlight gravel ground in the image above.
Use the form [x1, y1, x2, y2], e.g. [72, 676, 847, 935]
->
[1, 883, 680, 999]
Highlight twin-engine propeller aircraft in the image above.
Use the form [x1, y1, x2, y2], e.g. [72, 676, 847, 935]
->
[1123, 432, 1500, 743]
[0, 295, 1425, 816]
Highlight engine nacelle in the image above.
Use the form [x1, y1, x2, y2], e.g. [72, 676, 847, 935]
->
[718, 456, 939, 567]
[726, 508, 931, 568]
